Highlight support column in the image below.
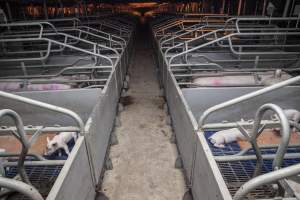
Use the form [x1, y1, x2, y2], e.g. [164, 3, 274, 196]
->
[262, 0, 267, 16]
[5, 1, 12, 22]
[283, 0, 292, 17]
[221, 0, 225, 14]
[43, 0, 48, 20]
[238, 0, 243, 16]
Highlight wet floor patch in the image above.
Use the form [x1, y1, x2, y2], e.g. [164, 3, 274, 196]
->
[119, 96, 134, 106]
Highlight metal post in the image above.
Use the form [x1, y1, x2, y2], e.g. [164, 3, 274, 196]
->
[254, 0, 258, 16]
[221, 0, 226, 14]
[83, 0, 88, 18]
[227, 0, 230, 14]
[234, 163, 300, 200]
[0, 177, 43, 200]
[283, 0, 292, 17]
[262, 0, 267, 16]
[238, 0, 243, 16]
[59, 0, 64, 17]
[242, 0, 246, 15]
[5, 1, 12, 22]
[43, 0, 48, 20]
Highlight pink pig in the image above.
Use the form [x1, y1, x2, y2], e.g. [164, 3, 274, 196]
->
[193, 76, 256, 87]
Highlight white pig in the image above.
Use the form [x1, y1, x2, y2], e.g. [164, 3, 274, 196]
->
[0, 82, 22, 91]
[259, 70, 291, 86]
[192, 76, 256, 87]
[45, 132, 77, 156]
[209, 128, 246, 148]
[192, 71, 291, 87]
[0, 82, 71, 92]
[272, 109, 300, 132]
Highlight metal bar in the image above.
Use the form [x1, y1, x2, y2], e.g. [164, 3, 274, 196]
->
[283, 0, 292, 17]
[169, 31, 300, 65]
[5, 1, 12, 22]
[0, 91, 84, 134]
[0, 126, 79, 135]
[198, 76, 300, 127]
[3, 160, 65, 167]
[215, 153, 300, 162]
[0, 153, 46, 161]
[0, 177, 43, 200]
[237, 0, 243, 16]
[0, 109, 30, 184]
[0, 22, 118, 66]
[43, 0, 48, 20]
[248, 104, 290, 173]
[233, 163, 300, 200]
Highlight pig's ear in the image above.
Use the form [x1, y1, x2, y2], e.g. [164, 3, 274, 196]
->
[47, 137, 50, 143]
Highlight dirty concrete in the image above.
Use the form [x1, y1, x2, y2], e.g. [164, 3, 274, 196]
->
[101, 23, 186, 200]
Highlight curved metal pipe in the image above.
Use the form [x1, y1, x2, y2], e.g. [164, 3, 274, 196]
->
[198, 75, 300, 128]
[0, 177, 43, 200]
[233, 163, 300, 200]
[0, 109, 30, 184]
[0, 91, 84, 135]
[249, 104, 290, 176]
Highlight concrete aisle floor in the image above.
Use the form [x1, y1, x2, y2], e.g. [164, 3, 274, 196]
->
[101, 23, 186, 200]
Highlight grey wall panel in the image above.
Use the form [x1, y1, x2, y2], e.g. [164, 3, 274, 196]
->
[192, 132, 232, 200]
[164, 72, 232, 200]
[47, 137, 95, 200]
[0, 89, 101, 126]
[165, 72, 196, 182]
[86, 69, 119, 184]
[183, 86, 300, 124]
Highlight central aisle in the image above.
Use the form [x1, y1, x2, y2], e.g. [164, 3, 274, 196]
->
[101, 22, 186, 199]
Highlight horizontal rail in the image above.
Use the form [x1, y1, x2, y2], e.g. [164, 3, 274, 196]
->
[198, 76, 300, 128]
[0, 91, 84, 135]
[0, 177, 43, 200]
[233, 163, 300, 200]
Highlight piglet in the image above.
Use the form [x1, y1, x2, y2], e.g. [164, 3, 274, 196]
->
[209, 128, 246, 148]
[259, 70, 291, 86]
[272, 109, 300, 133]
[45, 132, 77, 157]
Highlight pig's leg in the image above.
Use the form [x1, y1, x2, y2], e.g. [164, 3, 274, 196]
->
[214, 143, 225, 148]
[293, 114, 300, 132]
[62, 144, 70, 156]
